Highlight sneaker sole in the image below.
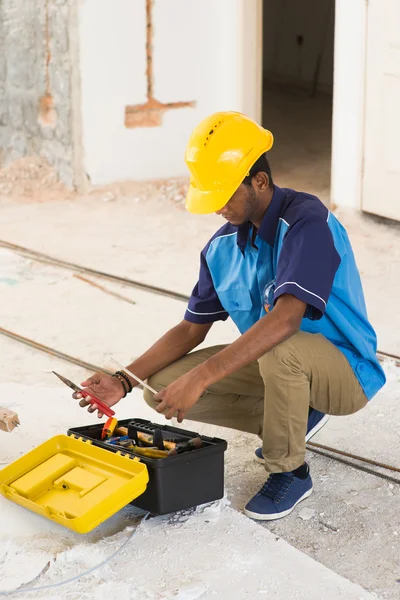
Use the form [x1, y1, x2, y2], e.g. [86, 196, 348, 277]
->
[244, 487, 313, 521]
[255, 415, 330, 465]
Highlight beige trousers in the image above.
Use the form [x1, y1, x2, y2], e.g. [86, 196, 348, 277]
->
[143, 332, 367, 473]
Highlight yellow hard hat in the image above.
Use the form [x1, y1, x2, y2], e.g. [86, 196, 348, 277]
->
[185, 112, 273, 214]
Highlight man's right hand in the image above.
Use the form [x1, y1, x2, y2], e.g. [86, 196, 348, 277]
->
[72, 373, 125, 418]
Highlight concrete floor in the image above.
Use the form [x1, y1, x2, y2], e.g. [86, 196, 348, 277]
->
[262, 87, 333, 204]
[0, 180, 399, 597]
[0, 95, 398, 597]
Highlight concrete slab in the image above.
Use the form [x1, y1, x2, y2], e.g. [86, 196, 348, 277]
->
[1, 171, 399, 597]
[0, 383, 377, 599]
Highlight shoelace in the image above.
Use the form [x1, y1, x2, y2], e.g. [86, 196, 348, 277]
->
[258, 472, 295, 502]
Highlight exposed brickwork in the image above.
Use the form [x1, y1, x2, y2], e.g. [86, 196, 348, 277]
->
[125, 0, 196, 129]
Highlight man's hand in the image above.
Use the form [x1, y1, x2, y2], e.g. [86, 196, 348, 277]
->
[72, 373, 125, 418]
[154, 370, 205, 423]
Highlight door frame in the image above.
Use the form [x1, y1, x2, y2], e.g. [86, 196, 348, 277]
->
[241, 0, 263, 123]
[330, 0, 368, 210]
[246, 0, 368, 210]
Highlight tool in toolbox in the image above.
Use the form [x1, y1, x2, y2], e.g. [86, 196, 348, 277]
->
[130, 447, 169, 459]
[102, 416, 118, 440]
[0, 416, 227, 528]
[68, 418, 228, 516]
[168, 437, 203, 456]
[106, 420, 202, 459]
[116, 426, 176, 451]
[138, 430, 176, 451]
[52, 371, 115, 418]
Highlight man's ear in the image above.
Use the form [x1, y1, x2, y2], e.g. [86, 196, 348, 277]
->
[253, 171, 269, 191]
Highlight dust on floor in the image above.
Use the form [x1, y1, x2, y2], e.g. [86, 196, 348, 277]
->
[0, 158, 399, 598]
[0, 383, 379, 600]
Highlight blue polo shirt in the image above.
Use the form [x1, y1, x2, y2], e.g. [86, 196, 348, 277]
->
[185, 185, 385, 400]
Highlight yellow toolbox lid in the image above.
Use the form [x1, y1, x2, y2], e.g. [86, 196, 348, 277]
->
[0, 435, 149, 534]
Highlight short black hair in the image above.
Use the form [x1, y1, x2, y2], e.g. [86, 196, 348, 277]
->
[242, 153, 273, 188]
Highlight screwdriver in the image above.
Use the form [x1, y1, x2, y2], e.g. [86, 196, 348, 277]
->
[52, 371, 115, 418]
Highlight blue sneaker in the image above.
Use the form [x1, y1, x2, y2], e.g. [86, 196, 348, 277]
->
[244, 466, 313, 521]
[255, 408, 329, 463]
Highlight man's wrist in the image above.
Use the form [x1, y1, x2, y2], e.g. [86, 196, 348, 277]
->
[193, 359, 217, 390]
[112, 373, 128, 397]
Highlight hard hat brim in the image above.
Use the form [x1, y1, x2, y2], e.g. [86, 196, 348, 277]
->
[185, 182, 237, 215]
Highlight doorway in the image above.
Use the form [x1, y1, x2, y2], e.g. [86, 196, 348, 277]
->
[261, 0, 335, 205]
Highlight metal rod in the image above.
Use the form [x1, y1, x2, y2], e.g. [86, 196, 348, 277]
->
[0, 326, 111, 375]
[73, 274, 136, 305]
[307, 441, 400, 474]
[306, 445, 400, 486]
[1, 326, 400, 481]
[376, 349, 400, 362]
[107, 356, 158, 395]
[0, 240, 190, 302]
[1, 239, 399, 368]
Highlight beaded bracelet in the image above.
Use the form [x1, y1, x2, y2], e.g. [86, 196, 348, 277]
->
[112, 373, 128, 398]
[115, 370, 133, 393]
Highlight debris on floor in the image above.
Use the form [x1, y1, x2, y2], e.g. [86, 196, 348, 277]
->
[0, 407, 20, 432]
[0, 168, 399, 598]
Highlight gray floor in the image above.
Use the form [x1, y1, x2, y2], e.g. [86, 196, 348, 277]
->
[262, 86, 333, 204]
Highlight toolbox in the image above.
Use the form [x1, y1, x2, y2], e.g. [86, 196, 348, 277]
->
[68, 418, 228, 516]
[0, 418, 227, 533]
[0, 435, 148, 534]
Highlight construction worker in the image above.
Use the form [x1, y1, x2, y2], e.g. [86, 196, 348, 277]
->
[74, 112, 386, 521]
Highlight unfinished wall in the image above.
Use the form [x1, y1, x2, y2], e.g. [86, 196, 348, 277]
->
[263, 0, 335, 93]
[78, 0, 251, 185]
[0, 0, 77, 187]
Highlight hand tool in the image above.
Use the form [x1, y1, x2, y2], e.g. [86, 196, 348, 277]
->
[116, 438, 135, 448]
[168, 437, 203, 456]
[52, 371, 115, 418]
[101, 416, 118, 440]
[131, 446, 169, 459]
[136, 430, 176, 451]
[107, 357, 158, 396]
[122, 424, 177, 451]
[105, 435, 130, 445]
[115, 426, 128, 436]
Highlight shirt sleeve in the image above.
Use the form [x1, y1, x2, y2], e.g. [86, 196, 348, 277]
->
[274, 218, 341, 320]
[184, 249, 229, 324]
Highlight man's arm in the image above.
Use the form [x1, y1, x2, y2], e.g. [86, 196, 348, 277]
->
[155, 294, 307, 420]
[77, 237, 223, 415]
[125, 319, 213, 384]
[75, 320, 213, 415]
[197, 295, 305, 387]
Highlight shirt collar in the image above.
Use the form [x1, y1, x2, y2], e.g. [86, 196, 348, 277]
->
[258, 185, 286, 246]
[237, 185, 286, 251]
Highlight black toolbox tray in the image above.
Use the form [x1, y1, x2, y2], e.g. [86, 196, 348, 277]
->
[68, 418, 227, 515]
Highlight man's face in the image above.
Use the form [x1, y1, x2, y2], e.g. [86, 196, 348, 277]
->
[215, 183, 258, 226]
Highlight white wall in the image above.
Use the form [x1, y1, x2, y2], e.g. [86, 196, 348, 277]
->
[78, 0, 251, 184]
[263, 0, 334, 92]
[330, 0, 367, 209]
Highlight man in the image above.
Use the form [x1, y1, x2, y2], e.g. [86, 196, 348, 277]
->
[75, 112, 385, 521]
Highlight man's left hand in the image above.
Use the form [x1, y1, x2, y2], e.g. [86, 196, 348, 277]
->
[154, 371, 205, 423]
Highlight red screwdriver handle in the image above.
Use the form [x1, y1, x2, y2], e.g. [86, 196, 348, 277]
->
[81, 390, 115, 418]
